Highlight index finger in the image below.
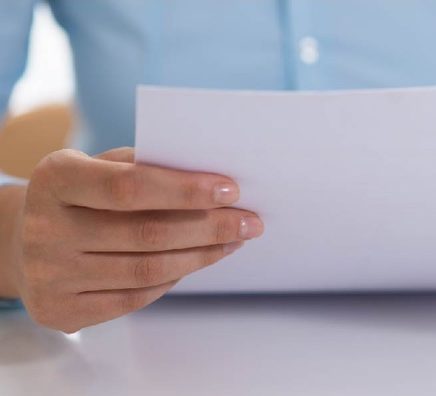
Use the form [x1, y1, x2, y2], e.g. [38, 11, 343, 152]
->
[41, 149, 240, 211]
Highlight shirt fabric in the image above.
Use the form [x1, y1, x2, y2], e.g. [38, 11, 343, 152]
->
[3, 0, 436, 160]
[1, 1, 436, 304]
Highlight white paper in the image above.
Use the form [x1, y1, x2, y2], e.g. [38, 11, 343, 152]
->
[136, 85, 436, 293]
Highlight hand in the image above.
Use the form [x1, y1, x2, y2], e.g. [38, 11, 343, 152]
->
[13, 147, 263, 333]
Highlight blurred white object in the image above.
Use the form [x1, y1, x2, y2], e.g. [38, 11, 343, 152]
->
[9, 2, 75, 115]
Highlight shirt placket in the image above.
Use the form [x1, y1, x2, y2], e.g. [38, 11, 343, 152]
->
[284, 0, 323, 91]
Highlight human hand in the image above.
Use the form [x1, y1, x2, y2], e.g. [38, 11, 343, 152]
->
[13, 147, 263, 333]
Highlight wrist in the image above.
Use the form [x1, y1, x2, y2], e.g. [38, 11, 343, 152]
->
[0, 184, 27, 298]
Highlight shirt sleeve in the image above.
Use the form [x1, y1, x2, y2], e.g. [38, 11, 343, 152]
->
[0, 169, 27, 307]
[0, 170, 25, 308]
[0, 1, 36, 307]
[0, 1, 35, 118]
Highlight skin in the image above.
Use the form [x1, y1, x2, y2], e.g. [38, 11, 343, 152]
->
[0, 147, 264, 333]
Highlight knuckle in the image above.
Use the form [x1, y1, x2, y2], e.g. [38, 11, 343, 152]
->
[107, 167, 138, 209]
[30, 157, 56, 189]
[132, 256, 162, 286]
[33, 149, 76, 179]
[33, 151, 60, 175]
[180, 179, 201, 208]
[139, 216, 167, 248]
[213, 216, 235, 243]
[30, 149, 86, 200]
[119, 291, 146, 313]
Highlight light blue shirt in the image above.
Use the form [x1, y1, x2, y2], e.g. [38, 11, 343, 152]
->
[2, 0, 436, 167]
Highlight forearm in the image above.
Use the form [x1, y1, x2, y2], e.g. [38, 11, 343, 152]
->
[0, 185, 26, 298]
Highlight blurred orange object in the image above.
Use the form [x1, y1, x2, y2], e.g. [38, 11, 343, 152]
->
[0, 105, 72, 179]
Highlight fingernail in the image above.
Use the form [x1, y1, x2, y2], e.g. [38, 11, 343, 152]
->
[239, 217, 264, 239]
[213, 183, 239, 205]
[223, 241, 244, 255]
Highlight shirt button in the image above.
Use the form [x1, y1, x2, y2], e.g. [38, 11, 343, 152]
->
[299, 36, 320, 65]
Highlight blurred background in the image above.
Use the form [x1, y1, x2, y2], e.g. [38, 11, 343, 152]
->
[0, 2, 74, 178]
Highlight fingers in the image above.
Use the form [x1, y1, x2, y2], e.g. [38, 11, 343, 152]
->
[69, 207, 263, 252]
[65, 281, 178, 332]
[33, 149, 240, 211]
[71, 242, 244, 292]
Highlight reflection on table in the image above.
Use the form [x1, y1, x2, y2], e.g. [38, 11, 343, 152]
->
[2, 293, 436, 396]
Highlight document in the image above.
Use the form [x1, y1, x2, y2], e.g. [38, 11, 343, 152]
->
[136, 85, 436, 293]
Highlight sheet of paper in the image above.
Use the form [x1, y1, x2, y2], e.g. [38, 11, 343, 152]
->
[136, 85, 436, 293]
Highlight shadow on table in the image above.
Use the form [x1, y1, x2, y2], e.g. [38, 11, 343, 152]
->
[151, 292, 436, 334]
[2, 292, 436, 367]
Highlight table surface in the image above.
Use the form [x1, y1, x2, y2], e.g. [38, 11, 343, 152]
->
[2, 293, 436, 396]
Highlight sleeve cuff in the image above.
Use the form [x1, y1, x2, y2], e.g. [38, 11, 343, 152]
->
[0, 171, 27, 187]
[0, 298, 23, 309]
[0, 173, 26, 308]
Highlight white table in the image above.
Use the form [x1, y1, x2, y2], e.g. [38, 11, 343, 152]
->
[2, 293, 436, 395]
